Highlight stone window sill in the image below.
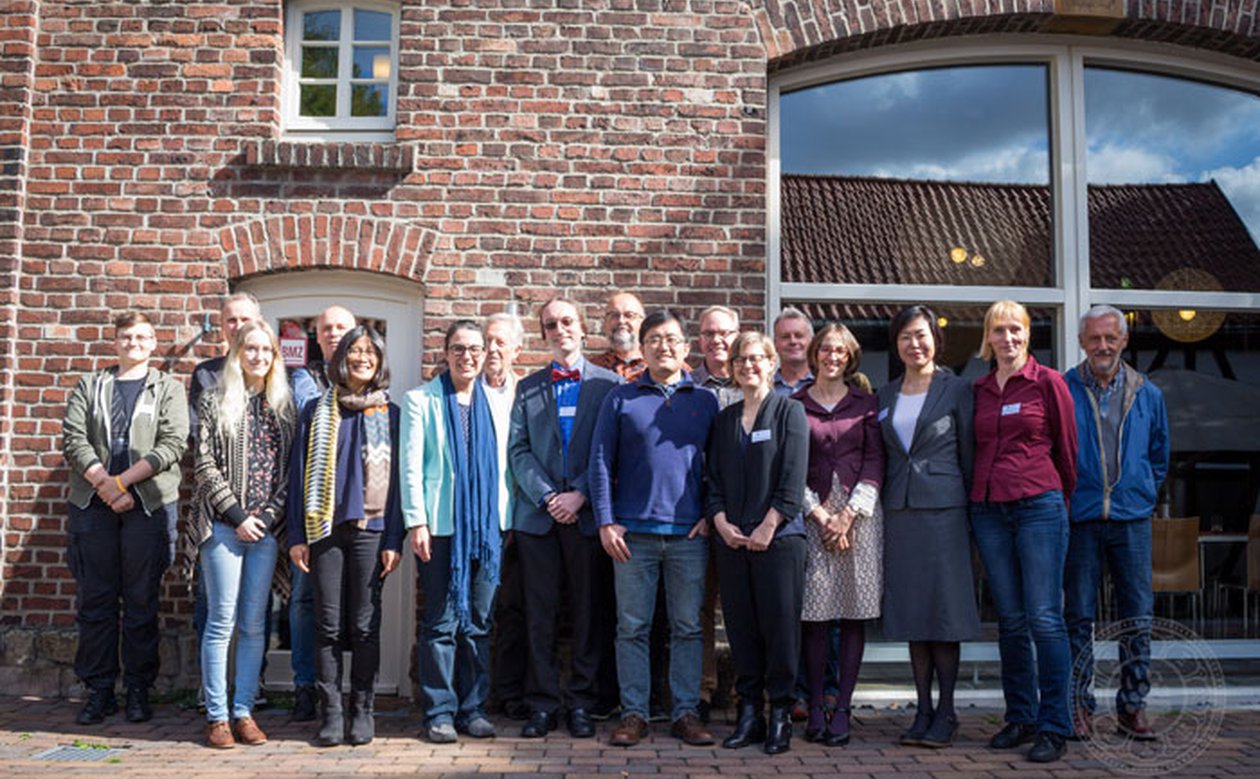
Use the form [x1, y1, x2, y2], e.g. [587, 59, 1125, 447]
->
[245, 140, 412, 173]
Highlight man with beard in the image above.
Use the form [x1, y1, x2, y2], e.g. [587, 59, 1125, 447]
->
[1063, 305, 1169, 743]
[591, 292, 647, 382]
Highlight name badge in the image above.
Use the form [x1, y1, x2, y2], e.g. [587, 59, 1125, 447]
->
[1001, 402, 1021, 416]
[558, 405, 577, 418]
[750, 429, 772, 443]
[878, 407, 889, 422]
[134, 394, 157, 418]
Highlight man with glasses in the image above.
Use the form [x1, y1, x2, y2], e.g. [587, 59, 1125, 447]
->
[591, 292, 647, 381]
[508, 298, 621, 739]
[590, 310, 720, 748]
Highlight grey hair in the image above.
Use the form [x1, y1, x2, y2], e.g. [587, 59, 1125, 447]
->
[1079, 305, 1127, 337]
[773, 306, 814, 336]
[698, 305, 739, 329]
[485, 311, 525, 347]
[223, 290, 260, 311]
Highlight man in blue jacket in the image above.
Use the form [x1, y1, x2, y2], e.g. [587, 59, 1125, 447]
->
[1064, 305, 1169, 742]
[590, 310, 720, 748]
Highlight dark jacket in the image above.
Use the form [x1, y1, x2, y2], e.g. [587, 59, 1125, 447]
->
[876, 369, 974, 511]
[705, 392, 808, 537]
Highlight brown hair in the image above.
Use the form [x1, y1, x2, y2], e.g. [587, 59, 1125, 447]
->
[113, 312, 153, 335]
[536, 296, 589, 338]
[806, 323, 862, 380]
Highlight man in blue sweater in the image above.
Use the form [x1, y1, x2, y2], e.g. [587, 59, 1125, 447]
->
[590, 310, 720, 748]
[1064, 305, 1169, 743]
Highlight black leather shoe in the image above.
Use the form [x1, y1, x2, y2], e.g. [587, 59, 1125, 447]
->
[1028, 731, 1067, 763]
[989, 722, 1038, 749]
[124, 686, 152, 723]
[919, 711, 958, 748]
[567, 708, 595, 738]
[899, 708, 933, 746]
[823, 706, 850, 747]
[292, 684, 318, 722]
[521, 710, 557, 738]
[77, 688, 118, 725]
[722, 702, 766, 749]
[763, 705, 792, 755]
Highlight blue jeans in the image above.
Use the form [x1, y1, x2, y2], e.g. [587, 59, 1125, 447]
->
[971, 491, 1072, 737]
[200, 522, 277, 722]
[1064, 518, 1153, 716]
[613, 532, 707, 722]
[416, 536, 499, 726]
[289, 561, 316, 687]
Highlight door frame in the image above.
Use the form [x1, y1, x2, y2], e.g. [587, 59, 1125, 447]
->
[239, 269, 423, 697]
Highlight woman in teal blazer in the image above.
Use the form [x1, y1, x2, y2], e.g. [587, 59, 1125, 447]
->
[401, 320, 513, 743]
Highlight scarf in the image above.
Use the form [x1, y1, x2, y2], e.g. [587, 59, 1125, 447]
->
[303, 386, 390, 544]
[441, 372, 501, 628]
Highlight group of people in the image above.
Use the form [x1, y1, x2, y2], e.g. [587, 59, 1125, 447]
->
[61, 290, 1169, 765]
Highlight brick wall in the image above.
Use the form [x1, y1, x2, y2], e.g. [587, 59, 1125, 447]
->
[1, 0, 1257, 693]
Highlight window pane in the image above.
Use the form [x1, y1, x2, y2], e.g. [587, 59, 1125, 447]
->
[301, 46, 339, 79]
[795, 303, 1058, 388]
[299, 83, 337, 117]
[351, 83, 389, 117]
[303, 10, 341, 41]
[354, 9, 392, 41]
[352, 46, 390, 80]
[780, 66, 1053, 287]
[1085, 69, 1260, 292]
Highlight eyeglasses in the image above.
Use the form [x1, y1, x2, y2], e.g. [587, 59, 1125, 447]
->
[607, 310, 643, 321]
[448, 344, 485, 357]
[817, 346, 849, 357]
[733, 354, 769, 365]
[347, 347, 377, 359]
[700, 329, 737, 340]
[543, 316, 578, 331]
[643, 334, 685, 349]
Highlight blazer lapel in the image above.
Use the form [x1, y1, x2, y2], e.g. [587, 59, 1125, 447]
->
[908, 370, 948, 454]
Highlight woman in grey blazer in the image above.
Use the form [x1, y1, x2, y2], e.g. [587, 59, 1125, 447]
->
[877, 305, 980, 749]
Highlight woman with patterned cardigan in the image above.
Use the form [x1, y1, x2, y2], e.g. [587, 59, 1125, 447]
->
[192, 320, 296, 749]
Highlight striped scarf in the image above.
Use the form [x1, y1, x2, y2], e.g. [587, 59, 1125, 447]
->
[303, 386, 391, 544]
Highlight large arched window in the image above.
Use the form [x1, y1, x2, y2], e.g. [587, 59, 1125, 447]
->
[770, 39, 1260, 636]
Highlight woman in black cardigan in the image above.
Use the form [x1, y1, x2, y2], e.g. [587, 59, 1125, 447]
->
[706, 331, 809, 755]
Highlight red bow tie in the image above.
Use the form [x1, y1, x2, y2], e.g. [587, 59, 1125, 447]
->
[551, 367, 581, 383]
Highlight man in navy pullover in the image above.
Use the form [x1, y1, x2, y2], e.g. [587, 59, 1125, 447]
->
[590, 310, 720, 748]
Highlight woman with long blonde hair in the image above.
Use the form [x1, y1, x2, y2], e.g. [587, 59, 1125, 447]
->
[192, 320, 296, 748]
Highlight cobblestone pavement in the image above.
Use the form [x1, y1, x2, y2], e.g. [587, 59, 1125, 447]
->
[1, 694, 1257, 777]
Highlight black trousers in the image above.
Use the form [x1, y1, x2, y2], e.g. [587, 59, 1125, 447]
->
[311, 523, 384, 698]
[714, 535, 806, 707]
[67, 498, 175, 691]
[489, 532, 527, 705]
[517, 523, 602, 714]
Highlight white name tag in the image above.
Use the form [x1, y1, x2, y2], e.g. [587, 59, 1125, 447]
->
[878, 407, 889, 422]
[1001, 402, 1021, 416]
[751, 429, 772, 443]
[558, 405, 577, 418]
[134, 394, 156, 418]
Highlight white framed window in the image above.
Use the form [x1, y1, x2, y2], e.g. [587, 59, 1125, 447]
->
[283, 0, 399, 141]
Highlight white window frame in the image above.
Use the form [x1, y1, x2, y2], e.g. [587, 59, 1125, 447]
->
[768, 35, 1260, 367]
[283, 0, 399, 142]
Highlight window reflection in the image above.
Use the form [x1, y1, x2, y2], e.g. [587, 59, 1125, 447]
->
[780, 66, 1054, 287]
[1085, 69, 1260, 292]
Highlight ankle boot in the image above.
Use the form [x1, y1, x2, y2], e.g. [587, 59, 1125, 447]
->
[316, 684, 344, 747]
[764, 705, 792, 755]
[722, 701, 766, 749]
[347, 689, 375, 746]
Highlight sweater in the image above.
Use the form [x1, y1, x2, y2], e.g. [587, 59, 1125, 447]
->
[589, 373, 719, 535]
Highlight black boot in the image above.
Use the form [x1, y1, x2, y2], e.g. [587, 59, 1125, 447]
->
[124, 686, 153, 723]
[347, 689, 375, 746]
[315, 683, 344, 747]
[764, 705, 792, 755]
[77, 687, 118, 725]
[722, 701, 767, 749]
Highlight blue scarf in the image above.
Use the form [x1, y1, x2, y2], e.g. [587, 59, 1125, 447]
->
[441, 372, 502, 628]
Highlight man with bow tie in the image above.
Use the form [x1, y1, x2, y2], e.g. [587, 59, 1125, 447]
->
[508, 297, 621, 740]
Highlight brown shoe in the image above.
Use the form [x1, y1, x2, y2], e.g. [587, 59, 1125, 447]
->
[671, 713, 715, 746]
[610, 713, 649, 747]
[232, 716, 268, 746]
[1117, 709, 1156, 741]
[1071, 706, 1093, 741]
[206, 720, 235, 749]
